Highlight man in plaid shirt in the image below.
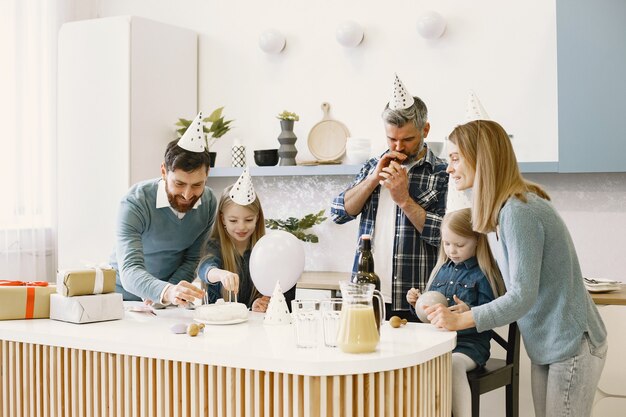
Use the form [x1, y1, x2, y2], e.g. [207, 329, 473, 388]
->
[331, 75, 448, 321]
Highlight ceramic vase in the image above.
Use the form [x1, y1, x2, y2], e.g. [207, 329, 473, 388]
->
[231, 145, 246, 167]
[277, 120, 297, 166]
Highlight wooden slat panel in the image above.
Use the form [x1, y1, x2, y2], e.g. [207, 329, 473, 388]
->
[0, 339, 451, 417]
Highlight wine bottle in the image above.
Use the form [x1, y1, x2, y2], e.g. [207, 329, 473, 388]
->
[351, 234, 383, 331]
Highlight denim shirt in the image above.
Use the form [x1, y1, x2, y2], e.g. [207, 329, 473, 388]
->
[330, 148, 448, 311]
[416, 256, 496, 366]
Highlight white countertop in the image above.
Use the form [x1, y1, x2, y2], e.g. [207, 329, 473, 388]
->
[0, 303, 456, 376]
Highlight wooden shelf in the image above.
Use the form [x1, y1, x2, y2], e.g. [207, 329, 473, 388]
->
[208, 162, 559, 178]
[208, 164, 362, 177]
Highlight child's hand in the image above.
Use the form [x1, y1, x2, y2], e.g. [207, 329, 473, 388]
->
[448, 295, 470, 314]
[217, 270, 240, 294]
[252, 296, 270, 312]
[406, 287, 421, 306]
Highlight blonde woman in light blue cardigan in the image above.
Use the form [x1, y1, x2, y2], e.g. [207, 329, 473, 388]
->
[427, 120, 607, 417]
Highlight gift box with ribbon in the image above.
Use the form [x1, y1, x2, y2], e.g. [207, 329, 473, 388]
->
[57, 267, 116, 297]
[0, 280, 56, 320]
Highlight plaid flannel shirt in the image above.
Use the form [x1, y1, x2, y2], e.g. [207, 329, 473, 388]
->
[331, 149, 448, 311]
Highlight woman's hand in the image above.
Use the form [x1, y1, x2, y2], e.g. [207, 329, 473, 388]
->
[406, 287, 421, 306]
[449, 295, 470, 314]
[425, 303, 475, 331]
[252, 296, 270, 312]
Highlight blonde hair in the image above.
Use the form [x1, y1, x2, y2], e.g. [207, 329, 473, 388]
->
[208, 185, 265, 300]
[447, 120, 550, 233]
[427, 208, 505, 297]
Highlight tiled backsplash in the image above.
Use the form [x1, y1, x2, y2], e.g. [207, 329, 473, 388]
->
[208, 172, 626, 282]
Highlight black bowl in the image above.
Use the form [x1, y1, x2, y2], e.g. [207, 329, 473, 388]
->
[254, 149, 279, 166]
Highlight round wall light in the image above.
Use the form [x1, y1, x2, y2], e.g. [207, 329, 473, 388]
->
[259, 29, 286, 54]
[416, 11, 446, 40]
[335, 20, 364, 48]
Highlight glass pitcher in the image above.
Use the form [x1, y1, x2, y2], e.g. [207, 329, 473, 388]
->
[337, 281, 386, 354]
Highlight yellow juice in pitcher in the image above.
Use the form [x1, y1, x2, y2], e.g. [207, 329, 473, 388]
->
[337, 304, 380, 353]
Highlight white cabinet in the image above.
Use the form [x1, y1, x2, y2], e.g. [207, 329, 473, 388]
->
[593, 305, 626, 417]
[57, 16, 197, 269]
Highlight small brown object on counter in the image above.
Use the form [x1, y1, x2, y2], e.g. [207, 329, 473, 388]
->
[389, 316, 408, 328]
[187, 323, 200, 337]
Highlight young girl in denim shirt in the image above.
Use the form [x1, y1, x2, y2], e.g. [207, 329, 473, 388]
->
[407, 208, 505, 417]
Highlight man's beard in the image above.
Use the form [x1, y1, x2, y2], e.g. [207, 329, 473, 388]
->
[165, 183, 201, 213]
[401, 142, 426, 165]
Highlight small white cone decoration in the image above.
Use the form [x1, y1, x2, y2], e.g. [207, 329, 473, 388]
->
[229, 167, 256, 206]
[465, 90, 490, 122]
[389, 74, 415, 110]
[264, 282, 292, 325]
[177, 112, 206, 153]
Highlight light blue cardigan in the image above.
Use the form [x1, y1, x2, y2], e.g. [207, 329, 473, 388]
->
[472, 193, 606, 365]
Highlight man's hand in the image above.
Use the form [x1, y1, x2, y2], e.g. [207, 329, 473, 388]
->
[252, 296, 270, 312]
[375, 151, 407, 178]
[163, 281, 205, 307]
[379, 159, 410, 205]
[406, 287, 421, 307]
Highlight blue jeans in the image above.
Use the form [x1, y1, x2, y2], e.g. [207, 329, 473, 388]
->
[531, 333, 607, 417]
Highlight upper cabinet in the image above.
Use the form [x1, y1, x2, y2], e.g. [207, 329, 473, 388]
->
[557, 0, 626, 172]
[57, 16, 197, 268]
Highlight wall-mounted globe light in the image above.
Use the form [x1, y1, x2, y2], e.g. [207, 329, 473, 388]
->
[335, 20, 364, 48]
[416, 11, 446, 40]
[259, 29, 286, 54]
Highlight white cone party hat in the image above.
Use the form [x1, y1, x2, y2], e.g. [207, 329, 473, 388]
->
[264, 282, 292, 325]
[389, 73, 415, 110]
[229, 167, 256, 206]
[465, 91, 490, 122]
[177, 112, 206, 153]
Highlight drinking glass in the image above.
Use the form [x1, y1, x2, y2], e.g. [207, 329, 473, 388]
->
[291, 300, 320, 348]
[320, 298, 342, 347]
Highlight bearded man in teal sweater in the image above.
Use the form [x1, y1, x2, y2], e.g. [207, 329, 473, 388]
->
[111, 114, 217, 306]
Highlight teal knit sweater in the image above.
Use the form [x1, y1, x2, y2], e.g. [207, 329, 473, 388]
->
[472, 193, 606, 365]
[110, 178, 217, 302]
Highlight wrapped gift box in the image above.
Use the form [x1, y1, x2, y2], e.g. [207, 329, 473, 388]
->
[50, 293, 124, 324]
[57, 268, 117, 297]
[0, 282, 56, 320]
[50, 293, 124, 323]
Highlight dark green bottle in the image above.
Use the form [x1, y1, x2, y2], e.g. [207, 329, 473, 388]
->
[351, 234, 382, 331]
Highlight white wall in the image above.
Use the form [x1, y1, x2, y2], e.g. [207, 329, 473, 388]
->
[97, 0, 558, 165]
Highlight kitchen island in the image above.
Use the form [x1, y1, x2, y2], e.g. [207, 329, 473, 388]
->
[0, 305, 456, 417]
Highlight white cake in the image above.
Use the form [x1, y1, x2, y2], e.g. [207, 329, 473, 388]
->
[195, 299, 249, 322]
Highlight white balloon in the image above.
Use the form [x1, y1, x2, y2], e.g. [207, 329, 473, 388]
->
[416, 11, 447, 40]
[250, 230, 305, 296]
[258, 29, 286, 54]
[414, 291, 448, 323]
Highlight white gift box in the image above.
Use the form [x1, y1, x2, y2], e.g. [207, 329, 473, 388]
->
[50, 293, 124, 324]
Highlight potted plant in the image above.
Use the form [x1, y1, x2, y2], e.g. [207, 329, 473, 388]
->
[276, 110, 299, 122]
[265, 209, 327, 243]
[275, 110, 299, 166]
[175, 107, 233, 166]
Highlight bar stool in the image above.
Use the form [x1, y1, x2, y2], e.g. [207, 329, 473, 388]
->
[466, 322, 520, 417]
